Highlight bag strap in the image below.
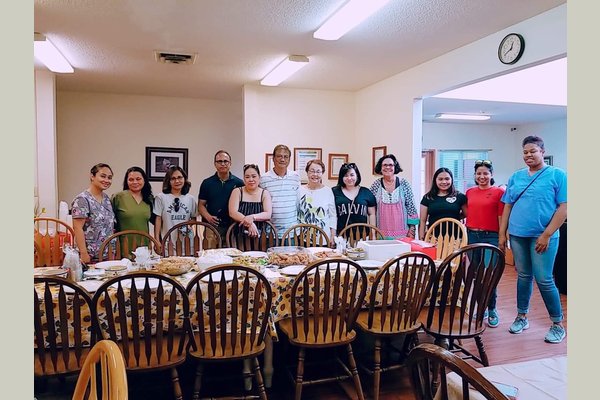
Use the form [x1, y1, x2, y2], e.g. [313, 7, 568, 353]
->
[345, 197, 356, 229]
[514, 166, 549, 204]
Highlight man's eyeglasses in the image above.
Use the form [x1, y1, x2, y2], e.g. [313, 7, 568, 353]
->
[274, 154, 290, 160]
[215, 160, 231, 165]
[173, 197, 180, 212]
[475, 160, 492, 167]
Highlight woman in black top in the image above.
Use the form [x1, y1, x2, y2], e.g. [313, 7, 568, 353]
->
[332, 163, 377, 233]
[228, 164, 272, 237]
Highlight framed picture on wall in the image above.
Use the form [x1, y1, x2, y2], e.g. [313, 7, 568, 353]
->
[328, 153, 349, 180]
[294, 147, 323, 183]
[372, 146, 387, 174]
[544, 155, 554, 166]
[265, 153, 274, 173]
[146, 146, 189, 181]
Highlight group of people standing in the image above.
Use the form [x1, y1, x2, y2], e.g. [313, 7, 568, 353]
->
[69, 136, 566, 344]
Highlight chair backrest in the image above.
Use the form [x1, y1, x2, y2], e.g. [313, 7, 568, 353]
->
[288, 259, 367, 341]
[71, 340, 128, 400]
[92, 272, 191, 369]
[98, 230, 161, 261]
[424, 218, 468, 260]
[34, 217, 76, 267]
[186, 265, 273, 357]
[364, 252, 436, 333]
[406, 343, 509, 400]
[338, 223, 384, 247]
[423, 243, 505, 337]
[34, 277, 95, 376]
[225, 221, 279, 252]
[281, 223, 331, 247]
[161, 221, 222, 257]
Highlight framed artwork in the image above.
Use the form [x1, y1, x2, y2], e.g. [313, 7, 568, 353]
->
[265, 153, 274, 173]
[372, 146, 387, 174]
[544, 155, 554, 166]
[294, 147, 323, 183]
[328, 153, 349, 180]
[145, 146, 189, 181]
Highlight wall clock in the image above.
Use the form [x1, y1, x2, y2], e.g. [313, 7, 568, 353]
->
[498, 33, 525, 65]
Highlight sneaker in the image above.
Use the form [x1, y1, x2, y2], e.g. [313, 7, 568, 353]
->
[544, 324, 566, 344]
[509, 316, 529, 334]
[487, 309, 499, 328]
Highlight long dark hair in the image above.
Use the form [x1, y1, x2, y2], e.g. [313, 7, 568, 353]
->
[162, 166, 191, 195]
[336, 163, 361, 188]
[424, 167, 457, 199]
[122, 166, 154, 206]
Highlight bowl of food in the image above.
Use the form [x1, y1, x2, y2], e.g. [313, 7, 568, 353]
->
[267, 246, 313, 267]
[345, 247, 367, 261]
[155, 257, 195, 276]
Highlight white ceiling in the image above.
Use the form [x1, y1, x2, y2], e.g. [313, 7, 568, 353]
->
[34, 0, 566, 124]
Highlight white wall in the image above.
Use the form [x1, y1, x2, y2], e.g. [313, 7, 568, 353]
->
[243, 85, 355, 184]
[56, 92, 243, 204]
[518, 119, 567, 170]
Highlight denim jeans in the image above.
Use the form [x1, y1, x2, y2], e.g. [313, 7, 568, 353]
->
[509, 235, 563, 323]
[467, 230, 499, 310]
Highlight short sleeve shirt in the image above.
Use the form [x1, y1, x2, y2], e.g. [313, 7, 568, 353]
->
[71, 190, 115, 261]
[420, 192, 467, 226]
[333, 186, 377, 233]
[259, 169, 301, 238]
[198, 173, 244, 228]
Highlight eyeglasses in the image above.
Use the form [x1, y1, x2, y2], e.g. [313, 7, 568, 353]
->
[274, 154, 290, 160]
[215, 160, 231, 165]
[307, 169, 323, 174]
[474, 160, 492, 167]
[170, 176, 185, 181]
[173, 198, 180, 212]
[381, 163, 395, 168]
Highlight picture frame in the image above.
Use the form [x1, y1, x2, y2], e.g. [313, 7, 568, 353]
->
[294, 147, 323, 183]
[145, 146, 189, 181]
[544, 155, 554, 166]
[265, 153, 274, 173]
[328, 153, 349, 180]
[372, 146, 387, 174]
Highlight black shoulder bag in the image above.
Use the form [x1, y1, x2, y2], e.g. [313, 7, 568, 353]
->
[513, 167, 549, 204]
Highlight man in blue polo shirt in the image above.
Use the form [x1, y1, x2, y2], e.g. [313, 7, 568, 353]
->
[198, 150, 244, 243]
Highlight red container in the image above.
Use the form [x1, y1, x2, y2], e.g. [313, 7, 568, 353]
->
[399, 238, 437, 259]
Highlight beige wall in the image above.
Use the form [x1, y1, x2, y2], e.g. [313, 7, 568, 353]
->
[56, 92, 244, 204]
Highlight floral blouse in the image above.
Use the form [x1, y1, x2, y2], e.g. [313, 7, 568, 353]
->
[71, 190, 115, 261]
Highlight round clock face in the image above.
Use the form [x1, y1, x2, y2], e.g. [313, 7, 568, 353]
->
[498, 33, 525, 65]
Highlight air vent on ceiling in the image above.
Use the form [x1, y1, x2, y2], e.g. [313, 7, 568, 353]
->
[154, 51, 197, 65]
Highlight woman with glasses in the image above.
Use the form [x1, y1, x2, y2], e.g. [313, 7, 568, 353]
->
[297, 159, 336, 240]
[418, 167, 467, 240]
[465, 159, 505, 328]
[333, 163, 376, 233]
[153, 166, 197, 252]
[71, 163, 116, 263]
[499, 135, 567, 344]
[229, 164, 272, 237]
[370, 154, 419, 239]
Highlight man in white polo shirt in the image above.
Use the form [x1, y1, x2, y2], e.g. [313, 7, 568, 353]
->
[260, 144, 300, 241]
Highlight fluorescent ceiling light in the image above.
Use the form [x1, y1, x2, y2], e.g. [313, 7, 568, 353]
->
[313, 0, 392, 41]
[260, 55, 309, 86]
[34, 33, 74, 73]
[435, 113, 491, 121]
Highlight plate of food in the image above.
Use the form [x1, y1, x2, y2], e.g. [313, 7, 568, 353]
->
[155, 257, 195, 276]
[242, 251, 268, 258]
[94, 259, 131, 269]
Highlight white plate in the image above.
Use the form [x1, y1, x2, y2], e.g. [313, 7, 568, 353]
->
[200, 271, 235, 282]
[357, 259, 385, 269]
[34, 267, 68, 277]
[279, 265, 307, 276]
[65, 280, 103, 294]
[306, 247, 332, 254]
[242, 251, 268, 258]
[110, 278, 162, 290]
[94, 259, 131, 269]
[83, 269, 105, 278]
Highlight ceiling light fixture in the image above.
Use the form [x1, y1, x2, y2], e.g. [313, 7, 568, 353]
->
[313, 0, 392, 41]
[260, 55, 309, 86]
[435, 113, 491, 121]
[34, 32, 74, 73]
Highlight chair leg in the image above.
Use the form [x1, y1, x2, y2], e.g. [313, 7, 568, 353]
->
[346, 344, 365, 400]
[252, 357, 268, 400]
[171, 367, 183, 400]
[192, 363, 204, 400]
[373, 338, 382, 400]
[474, 335, 489, 366]
[294, 348, 306, 400]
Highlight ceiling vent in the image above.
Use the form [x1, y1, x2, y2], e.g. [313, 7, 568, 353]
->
[154, 51, 197, 65]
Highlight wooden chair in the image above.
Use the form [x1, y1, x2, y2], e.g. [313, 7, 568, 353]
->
[34, 217, 75, 267]
[98, 230, 161, 261]
[419, 244, 505, 367]
[406, 343, 508, 400]
[92, 272, 192, 400]
[423, 218, 468, 260]
[225, 221, 278, 252]
[186, 265, 273, 400]
[162, 220, 222, 257]
[338, 223, 384, 247]
[34, 277, 95, 378]
[281, 223, 331, 248]
[71, 340, 128, 400]
[354, 252, 437, 400]
[278, 259, 368, 400]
